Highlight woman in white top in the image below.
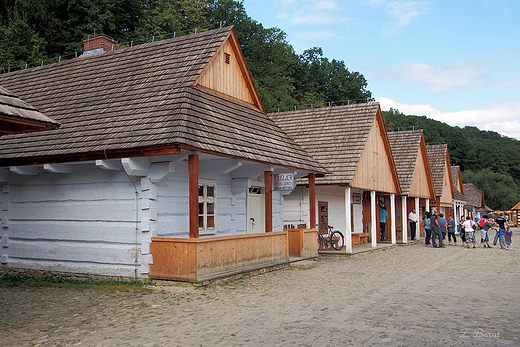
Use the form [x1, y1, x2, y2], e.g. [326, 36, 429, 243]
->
[463, 218, 477, 248]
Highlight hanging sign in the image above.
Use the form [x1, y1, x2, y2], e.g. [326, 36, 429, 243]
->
[274, 173, 295, 191]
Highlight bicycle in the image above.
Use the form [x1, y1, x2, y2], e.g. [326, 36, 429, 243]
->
[317, 224, 345, 251]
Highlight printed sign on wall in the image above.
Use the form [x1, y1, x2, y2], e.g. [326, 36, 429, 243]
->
[274, 173, 295, 191]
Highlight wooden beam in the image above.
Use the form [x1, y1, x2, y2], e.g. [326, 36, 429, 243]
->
[308, 173, 316, 229]
[189, 154, 199, 239]
[121, 157, 150, 177]
[10, 166, 39, 175]
[43, 163, 72, 174]
[264, 170, 272, 233]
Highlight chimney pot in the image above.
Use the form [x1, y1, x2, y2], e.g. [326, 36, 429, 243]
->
[83, 35, 118, 53]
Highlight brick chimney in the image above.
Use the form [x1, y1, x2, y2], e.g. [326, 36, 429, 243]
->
[83, 35, 117, 53]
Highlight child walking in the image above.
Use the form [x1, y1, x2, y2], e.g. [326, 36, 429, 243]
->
[505, 228, 514, 250]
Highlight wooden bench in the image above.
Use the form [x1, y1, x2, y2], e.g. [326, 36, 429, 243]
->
[352, 232, 370, 245]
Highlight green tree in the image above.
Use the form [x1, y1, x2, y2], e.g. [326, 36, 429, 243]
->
[462, 168, 520, 210]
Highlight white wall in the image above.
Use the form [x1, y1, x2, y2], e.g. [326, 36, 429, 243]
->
[1, 157, 286, 278]
[282, 185, 364, 234]
[1, 165, 143, 278]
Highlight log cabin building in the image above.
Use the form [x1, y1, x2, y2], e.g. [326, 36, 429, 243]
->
[0, 27, 326, 283]
[426, 144, 455, 216]
[387, 130, 435, 242]
[270, 103, 401, 253]
[450, 165, 469, 222]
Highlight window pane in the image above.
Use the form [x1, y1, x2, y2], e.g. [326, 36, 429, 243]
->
[198, 185, 204, 197]
[207, 216, 215, 228]
[207, 185, 215, 197]
[199, 202, 204, 215]
[207, 202, 214, 214]
[199, 216, 204, 228]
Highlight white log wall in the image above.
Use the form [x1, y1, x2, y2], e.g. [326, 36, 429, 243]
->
[1, 165, 143, 278]
[0, 158, 286, 278]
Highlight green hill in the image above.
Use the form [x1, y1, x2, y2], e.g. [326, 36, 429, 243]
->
[383, 108, 520, 210]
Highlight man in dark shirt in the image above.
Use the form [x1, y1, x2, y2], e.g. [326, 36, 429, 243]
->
[494, 213, 507, 245]
[430, 209, 443, 248]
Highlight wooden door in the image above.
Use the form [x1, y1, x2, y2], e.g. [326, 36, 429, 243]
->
[247, 186, 264, 234]
[318, 201, 328, 235]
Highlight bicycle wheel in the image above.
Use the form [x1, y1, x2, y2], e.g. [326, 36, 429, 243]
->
[318, 234, 324, 251]
[331, 231, 345, 250]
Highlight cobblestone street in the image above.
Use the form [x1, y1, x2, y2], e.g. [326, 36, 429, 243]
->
[1, 236, 519, 346]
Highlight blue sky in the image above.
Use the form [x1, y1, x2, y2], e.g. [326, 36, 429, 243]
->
[242, 0, 520, 140]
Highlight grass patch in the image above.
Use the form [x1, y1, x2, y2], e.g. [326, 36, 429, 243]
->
[0, 273, 154, 293]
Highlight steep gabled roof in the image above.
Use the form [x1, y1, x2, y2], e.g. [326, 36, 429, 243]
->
[387, 130, 434, 198]
[0, 27, 324, 173]
[426, 144, 453, 198]
[511, 201, 520, 210]
[0, 85, 59, 135]
[269, 103, 400, 193]
[450, 165, 467, 202]
[463, 183, 485, 208]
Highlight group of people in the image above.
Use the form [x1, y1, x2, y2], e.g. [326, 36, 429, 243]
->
[418, 210, 513, 250]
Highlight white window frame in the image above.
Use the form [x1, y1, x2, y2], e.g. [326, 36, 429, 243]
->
[198, 179, 217, 235]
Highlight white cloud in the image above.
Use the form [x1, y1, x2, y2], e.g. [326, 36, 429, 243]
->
[294, 30, 346, 41]
[276, 0, 351, 25]
[377, 61, 490, 94]
[368, 0, 429, 33]
[377, 97, 520, 140]
[292, 13, 349, 25]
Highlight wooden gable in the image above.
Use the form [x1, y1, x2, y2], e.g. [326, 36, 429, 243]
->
[194, 31, 264, 112]
[351, 108, 400, 194]
[409, 137, 435, 199]
[440, 158, 454, 205]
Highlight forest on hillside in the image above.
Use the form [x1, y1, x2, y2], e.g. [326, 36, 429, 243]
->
[383, 109, 520, 211]
[1, 0, 519, 210]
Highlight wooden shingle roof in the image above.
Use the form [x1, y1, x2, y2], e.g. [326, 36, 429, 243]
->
[0, 27, 324, 173]
[450, 165, 467, 202]
[270, 103, 399, 192]
[0, 85, 59, 135]
[387, 130, 423, 195]
[463, 183, 484, 208]
[426, 144, 450, 197]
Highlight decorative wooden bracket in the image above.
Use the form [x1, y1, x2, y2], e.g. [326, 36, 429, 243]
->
[10, 166, 39, 175]
[149, 162, 176, 183]
[231, 178, 251, 195]
[96, 159, 122, 171]
[43, 164, 73, 174]
[121, 157, 150, 177]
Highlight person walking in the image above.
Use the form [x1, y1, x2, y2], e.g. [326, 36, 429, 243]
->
[463, 216, 477, 248]
[439, 213, 447, 244]
[447, 214, 457, 246]
[380, 206, 388, 241]
[505, 228, 514, 250]
[459, 216, 467, 247]
[423, 211, 432, 247]
[494, 213, 507, 245]
[430, 209, 444, 248]
[480, 216, 492, 248]
[408, 208, 418, 240]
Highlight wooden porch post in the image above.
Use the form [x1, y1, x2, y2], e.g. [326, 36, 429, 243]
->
[371, 190, 377, 248]
[402, 196, 408, 243]
[308, 173, 316, 229]
[426, 199, 430, 213]
[391, 193, 396, 245]
[415, 197, 420, 239]
[189, 154, 199, 239]
[345, 186, 352, 254]
[264, 171, 273, 232]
